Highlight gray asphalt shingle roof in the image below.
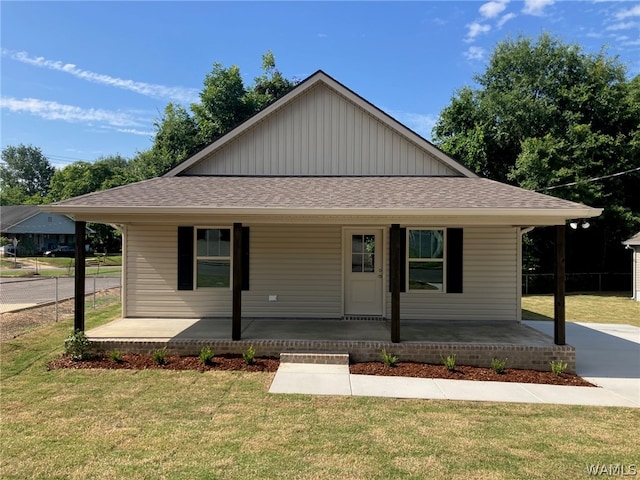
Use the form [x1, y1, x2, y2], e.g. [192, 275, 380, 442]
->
[51, 176, 592, 212]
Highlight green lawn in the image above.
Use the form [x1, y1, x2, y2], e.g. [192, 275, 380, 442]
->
[2, 303, 639, 479]
[523, 292, 640, 327]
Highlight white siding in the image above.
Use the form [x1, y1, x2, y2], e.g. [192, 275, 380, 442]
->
[243, 225, 342, 317]
[387, 226, 519, 320]
[634, 248, 640, 301]
[125, 224, 342, 318]
[125, 224, 231, 317]
[184, 84, 457, 177]
[125, 224, 518, 320]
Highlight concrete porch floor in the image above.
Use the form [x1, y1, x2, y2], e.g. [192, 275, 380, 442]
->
[87, 317, 575, 372]
[88, 317, 554, 344]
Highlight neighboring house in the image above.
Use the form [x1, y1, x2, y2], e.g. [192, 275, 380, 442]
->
[0, 205, 79, 255]
[623, 232, 640, 301]
[46, 71, 601, 343]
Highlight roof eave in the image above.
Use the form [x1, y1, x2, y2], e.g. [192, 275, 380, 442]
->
[43, 205, 603, 220]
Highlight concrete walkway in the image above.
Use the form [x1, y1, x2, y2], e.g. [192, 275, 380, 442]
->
[269, 322, 640, 408]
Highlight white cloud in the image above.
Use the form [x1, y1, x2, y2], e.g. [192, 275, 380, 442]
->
[497, 12, 517, 28]
[479, 0, 509, 19]
[522, 0, 555, 16]
[465, 22, 491, 42]
[615, 4, 640, 20]
[2, 49, 199, 104]
[464, 46, 486, 61]
[0, 97, 146, 128]
[114, 128, 155, 136]
[606, 21, 637, 31]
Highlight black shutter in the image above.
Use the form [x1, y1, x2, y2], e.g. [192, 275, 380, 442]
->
[177, 226, 194, 290]
[242, 226, 250, 291]
[446, 228, 463, 293]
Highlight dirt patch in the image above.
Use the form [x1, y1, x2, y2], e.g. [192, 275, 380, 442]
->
[350, 361, 595, 387]
[47, 352, 594, 387]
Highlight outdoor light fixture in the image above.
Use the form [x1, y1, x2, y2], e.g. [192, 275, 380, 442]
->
[569, 221, 590, 230]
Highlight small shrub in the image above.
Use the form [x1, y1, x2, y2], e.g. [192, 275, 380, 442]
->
[491, 357, 507, 374]
[108, 350, 123, 363]
[64, 330, 91, 361]
[242, 345, 256, 365]
[441, 354, 457, 372]
[152, 347, 167, 366]
[550, 360, 568, 376]
[199, 346, 214, 366]
[381, 349, 398, 367]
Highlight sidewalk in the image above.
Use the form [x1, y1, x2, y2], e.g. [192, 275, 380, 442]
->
[269, 322, 640, 408]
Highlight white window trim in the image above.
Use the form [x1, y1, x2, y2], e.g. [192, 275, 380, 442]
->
[406, 227, 447, 293]
[194, 226, 232, 289]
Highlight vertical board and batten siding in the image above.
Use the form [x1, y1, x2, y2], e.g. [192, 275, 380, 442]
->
[183, 84, 458, 177]
[387, 227, 519, 320]
[125, 224, 342, 318]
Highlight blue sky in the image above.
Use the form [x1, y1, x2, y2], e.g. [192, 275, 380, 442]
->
[1, 1, 639, 169]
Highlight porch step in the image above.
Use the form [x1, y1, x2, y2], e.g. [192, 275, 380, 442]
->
[280, 352, 350, 365]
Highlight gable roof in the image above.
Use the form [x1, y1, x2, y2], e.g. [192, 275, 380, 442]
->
[165, 70, 477, 178]
[623, 232, 640, 246]
[0, 205, 40, 231]
[1, 205, 79, 235]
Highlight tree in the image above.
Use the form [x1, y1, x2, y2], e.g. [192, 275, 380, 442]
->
[0, 144, 55, 205]
[432, 34, 640, 274]
[46, 155, 130, 253]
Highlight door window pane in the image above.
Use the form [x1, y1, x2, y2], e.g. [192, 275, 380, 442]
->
[351, 234, 376, 273]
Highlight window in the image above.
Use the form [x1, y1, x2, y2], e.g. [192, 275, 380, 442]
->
[196, 228, 231, 288]
[351, 234, 376, 273]
[408, 229, 444, 291]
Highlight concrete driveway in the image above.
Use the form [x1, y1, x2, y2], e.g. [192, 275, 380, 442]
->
[524, 321, 639, 406]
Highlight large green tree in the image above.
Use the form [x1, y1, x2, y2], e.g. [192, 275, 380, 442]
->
[433, 34, 640, 275]
[131, 50, 297, 178]
[46, 155, 130, 252]
[0, 144, 55, 205]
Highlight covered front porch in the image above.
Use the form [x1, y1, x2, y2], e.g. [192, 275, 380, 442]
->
[86, 317, 576, 372]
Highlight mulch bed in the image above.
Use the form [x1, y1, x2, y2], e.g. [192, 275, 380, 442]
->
[349, 361, 595, 387]
[47, 353, 595, 387]
[47, 353, 280, 373]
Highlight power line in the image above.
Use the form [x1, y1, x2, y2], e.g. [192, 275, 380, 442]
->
[536, 166, 640, 192]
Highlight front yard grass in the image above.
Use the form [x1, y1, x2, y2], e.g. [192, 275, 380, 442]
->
[523, 292, 640, 327]
[2, 302, 639, 479]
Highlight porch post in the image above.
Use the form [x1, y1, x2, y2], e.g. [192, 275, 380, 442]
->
[232, 223, 243, 341]
[390, 224, 401, 343]
[74, 221, 86, 332]
[554, 224, 566, 345]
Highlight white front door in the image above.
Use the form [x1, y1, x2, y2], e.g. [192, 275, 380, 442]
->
[344, 229, 384, 316]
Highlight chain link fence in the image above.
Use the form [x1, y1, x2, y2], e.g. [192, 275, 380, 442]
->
[523, 272, 632, 295]
[0, 275, 122, 340]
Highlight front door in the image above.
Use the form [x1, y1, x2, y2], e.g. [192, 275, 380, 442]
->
[344, 229, 383, 316]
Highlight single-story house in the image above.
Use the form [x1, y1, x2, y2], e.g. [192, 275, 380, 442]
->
[45, 70, 601, 360]
[0, 205, 82, 255]
[623, 232, 640, 301]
